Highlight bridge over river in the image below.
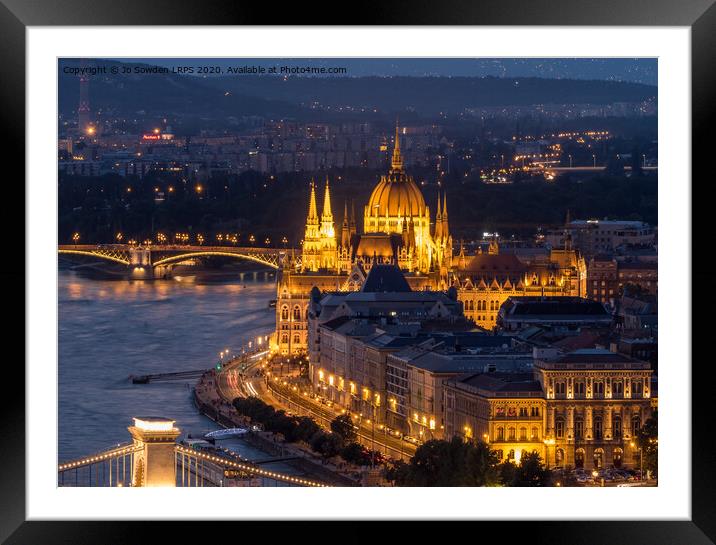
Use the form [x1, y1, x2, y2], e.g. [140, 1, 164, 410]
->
[58, 244, 302, 278]
[58, 416, 328, 488]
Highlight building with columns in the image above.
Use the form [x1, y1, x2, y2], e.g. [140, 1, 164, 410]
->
[444, 348, 656, 470]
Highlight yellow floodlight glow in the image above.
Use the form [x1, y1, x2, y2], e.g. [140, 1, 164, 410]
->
[133, 417, 176, 432]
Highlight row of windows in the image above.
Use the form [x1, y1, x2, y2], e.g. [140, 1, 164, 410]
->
[280, 305, 309, 321]
[495, 406, 540, 418]
[554, 380, 643, 398]
[464, 300, 501, 311]
[495, 426, 540, 442]
[554, 415, 640, 440]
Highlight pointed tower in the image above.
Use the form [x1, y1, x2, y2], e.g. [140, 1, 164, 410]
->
[442, 192, 450, 241]
[302, 180, 322, 272]
[391, 119, 404, 172]
[341, 200, 351, 249]
[319, 177, 337, 270]
[434, 191, 443, 240]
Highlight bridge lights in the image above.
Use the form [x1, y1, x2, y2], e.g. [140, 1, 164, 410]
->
[197, 234, 204, 246]
[264, 237, 271, 246]
[72, 232, 80, 245]
[249, 235, 256, 246]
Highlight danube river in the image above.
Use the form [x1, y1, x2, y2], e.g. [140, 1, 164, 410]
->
[58, 268, 280, 464]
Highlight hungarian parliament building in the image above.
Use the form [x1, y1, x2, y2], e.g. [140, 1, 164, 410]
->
[275, 126, 587, 356]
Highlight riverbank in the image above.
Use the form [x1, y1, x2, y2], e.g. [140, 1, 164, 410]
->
[194, 370, 360, 486]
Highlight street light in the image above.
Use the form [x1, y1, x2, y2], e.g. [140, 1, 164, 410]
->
[72, 232, 80, 245]
[630, 441, 643, 481]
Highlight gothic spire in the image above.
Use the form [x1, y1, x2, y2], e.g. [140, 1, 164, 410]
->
[307, 179, 318, 222]
[391, 118, 404, 172]
[322, 177, 333, 219]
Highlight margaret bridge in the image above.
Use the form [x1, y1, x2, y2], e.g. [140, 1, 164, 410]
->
[58, 244, 302, 278]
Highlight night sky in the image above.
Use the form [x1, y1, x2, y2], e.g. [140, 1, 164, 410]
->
[112, 58, 657, 86]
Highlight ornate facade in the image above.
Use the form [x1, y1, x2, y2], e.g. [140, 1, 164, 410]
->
[275, 123, 586, 354]
[275, 125, 450, 355]
[444, 349, 657, 470]
[451, 239, 587, 330]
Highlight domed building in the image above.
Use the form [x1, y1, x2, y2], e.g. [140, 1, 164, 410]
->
[275, 123, 452, 355]
[275, 122, 586, 353]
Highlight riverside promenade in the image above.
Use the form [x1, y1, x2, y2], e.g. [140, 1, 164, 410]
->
[193, 369, 362, 486]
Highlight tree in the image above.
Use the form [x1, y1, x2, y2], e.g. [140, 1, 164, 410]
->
[508, 452, 550, 487]
[330, 414, 357, 444]
[385, 437, 501, 486]
[636, 410, 658, 476]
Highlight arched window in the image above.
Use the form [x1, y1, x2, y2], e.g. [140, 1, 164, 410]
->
[556, 448, 565, 466]
[531, 427, 539, 440]
[519, 427, 527, 441]
[497, 427, 504, 441]
[632, 414, 641, 435]
[632, 381, 643, 397]
[281, 306, 289, 320]
[613, 447, 623, 468]
[594, 416, 603, 440]
[613, 380, 623, 398]
[594, 381, 605, 399]
[555, 417, 565, 439]
[613, 416, 622, 439]
[292, 334, 300, 345]
[281, 334, 288, 344]
[574, 448, 584, 468]
[293, 306, 301, 320]
[594, 448, 604, 469]
[508, 427, 516, 441]
[574, 418, 584, 440]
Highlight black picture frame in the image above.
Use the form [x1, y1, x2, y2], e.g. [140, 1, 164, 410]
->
[2, 1, 709, 542]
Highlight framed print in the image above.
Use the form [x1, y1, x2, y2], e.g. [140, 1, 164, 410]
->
[2, 0, 712, 543]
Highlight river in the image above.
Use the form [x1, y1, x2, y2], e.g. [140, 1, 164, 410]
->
[58, 268, 288, 470]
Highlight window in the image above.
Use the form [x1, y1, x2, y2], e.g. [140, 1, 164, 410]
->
[281, 306, 288, 320]
[632, 381, 643, 397]
[531, 427, 539, 440]
[613, 380, 623, 398]
[496, 427, 504, 441]
[495, 407, 505, 417]
[519, 427, 527, 441]
[519, 407, 528, 417]
[575, 419, 584, 440]
[613, 416, 622, 439]
[555, 418, 565, 439]
[594, 417, 603, 440]
[508, 427, 516, 441]
[555, 382, 566, 398]
[495, 449, 504, 461]
[594, 381, 605, 399]
[293, 334, 300, 345]
[530, 406, 540, 417]
[507, 449, 515, 461]
[632, 414, 641, 435]
[293, 306, 301, 320]
[574, 381, 585, 398]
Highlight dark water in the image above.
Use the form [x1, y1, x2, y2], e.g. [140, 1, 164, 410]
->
[58, 269, 284, 466]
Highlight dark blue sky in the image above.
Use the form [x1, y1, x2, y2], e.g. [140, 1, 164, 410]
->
[113, 58, 657, 86]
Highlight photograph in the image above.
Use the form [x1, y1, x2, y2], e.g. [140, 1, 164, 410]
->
[56, 56, 659, 489]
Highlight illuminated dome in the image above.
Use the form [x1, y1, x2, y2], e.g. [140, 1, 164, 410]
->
[367, 172, 426, 217]
[366, 124, 426, 219]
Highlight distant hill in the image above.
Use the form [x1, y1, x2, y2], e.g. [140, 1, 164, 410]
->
[209, 75, 656, 113]
[59, 60, 657, 121]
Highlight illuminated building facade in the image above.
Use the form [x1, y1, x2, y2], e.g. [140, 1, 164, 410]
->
[275, 124, 450, 355]
[444, 349, 656, 470]
[452, 240, 587, 330]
